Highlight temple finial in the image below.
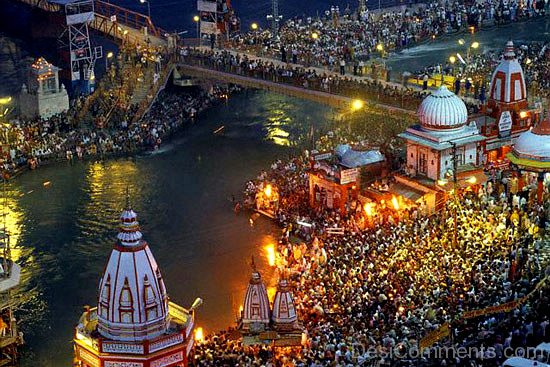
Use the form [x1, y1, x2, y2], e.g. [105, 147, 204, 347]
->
[250, 256, 256, 271]
[125, 186, 131, 210]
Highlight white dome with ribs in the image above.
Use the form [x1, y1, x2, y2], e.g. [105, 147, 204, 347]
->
[417, 86, 468, 131]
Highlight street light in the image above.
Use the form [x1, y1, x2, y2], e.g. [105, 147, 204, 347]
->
[311, 32, 319, 40]
[139, 0, 151, 18]
[193, 15, 200, 40]
[105, 51, 114, 69]
[351, 99, 364, 111]
[471, 42, 479, 49]
[458, 39, 465, 46]
[251, 22, 258, 30]
[449, 55, 456, 64]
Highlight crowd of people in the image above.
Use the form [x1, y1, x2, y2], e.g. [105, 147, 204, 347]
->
[412, 40, 550, 99]
[0, 84, 237, 175]
[192, 153, 550, 366]
[229, 0, 548, 72]
[182, 48, 484, 113]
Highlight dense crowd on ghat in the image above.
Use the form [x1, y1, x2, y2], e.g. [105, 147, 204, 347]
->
[229, 0, 548, 72]
[182, 48, 485, 113]
[192, 155, 550, 366]
[413, 40, 550, 99]
[0, 85, 236, 175]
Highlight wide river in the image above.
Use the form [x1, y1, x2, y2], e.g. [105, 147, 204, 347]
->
[9, 91, 332, 366]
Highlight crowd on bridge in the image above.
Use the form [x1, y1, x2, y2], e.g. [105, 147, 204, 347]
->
[181, 48, 485, 113]
[192, 153, 550, 366]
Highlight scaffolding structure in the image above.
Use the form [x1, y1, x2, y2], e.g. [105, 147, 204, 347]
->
[266, 0, 282, 36]
[197, 0, 238, 41]
[57, 0, 102, 95]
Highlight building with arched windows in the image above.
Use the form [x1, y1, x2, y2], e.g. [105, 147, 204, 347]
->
[74, 201, 197, 367]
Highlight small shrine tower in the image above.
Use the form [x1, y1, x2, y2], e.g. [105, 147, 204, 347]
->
[271, 278, 298, 331]
[74, 198, 198, 367]
[240, 260, 271, 333]
[19, 57, 69, 119]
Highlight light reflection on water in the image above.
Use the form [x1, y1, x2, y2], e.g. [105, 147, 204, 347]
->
[8, 90, 332, 366]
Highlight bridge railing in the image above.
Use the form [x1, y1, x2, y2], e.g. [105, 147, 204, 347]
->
[94, 0, 168, 39]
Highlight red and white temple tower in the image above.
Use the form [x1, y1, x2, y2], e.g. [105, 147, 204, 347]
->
[271, 278, 298, 332]
[488, 40, 528, 113]
[476, 40, 537, 164]
[240, 261, 270, 332]
[74, 201, 197, 367]
[239, 264, 303, 346]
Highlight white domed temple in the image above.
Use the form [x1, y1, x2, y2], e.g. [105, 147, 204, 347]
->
[507, 109, 550, 203]
[397, 86, 486, 210]
[74, 200, 198, 367]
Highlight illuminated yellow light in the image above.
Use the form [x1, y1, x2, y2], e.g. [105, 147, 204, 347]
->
[467, 176, 477, 184]
[351, 99, 364, 111]
[364, 202, 375, 217]
[264, 184, 272, 198]
[458, 39, 465, 45]
[267, 285, 276, 301]
[391, 195, 399, 211]
[193, 15, 200, 22]
[251, 22, 258, 30]
[265, 244, 276, 267]
[519, 111, 528, 119]
[449, 56, 456, 64]
[376, 44, 383, 51]
[525, 58, 532, 65]
[431, 35, 436, 40]
[311, 32, 319, 39]
[471, 41, 479, 49]
[437, 179, 448, 186]
[107, 52, 114, 58]
[0, 97, 12, 105]
[194, 327, 204, 343]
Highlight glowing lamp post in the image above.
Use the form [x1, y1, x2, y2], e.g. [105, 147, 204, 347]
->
[251, 22, 258, 31]
[193, 15, 200, 42]
[139, 0, 151, 18]
[105, 51, 114, 69]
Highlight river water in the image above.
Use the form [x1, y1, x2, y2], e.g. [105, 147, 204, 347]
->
[386, 17, 550, 76]
[8, 90, 332, 366]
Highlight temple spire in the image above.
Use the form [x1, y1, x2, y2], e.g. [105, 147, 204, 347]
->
[117, 194, 143, 247]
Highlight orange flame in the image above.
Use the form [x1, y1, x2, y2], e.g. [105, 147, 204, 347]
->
[264, 184, 272, 198]
[265, 244, 276, 267]
[392, 196, 399, 211]
[194, 327, 204, 343]
[364, 203, 375, 217]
